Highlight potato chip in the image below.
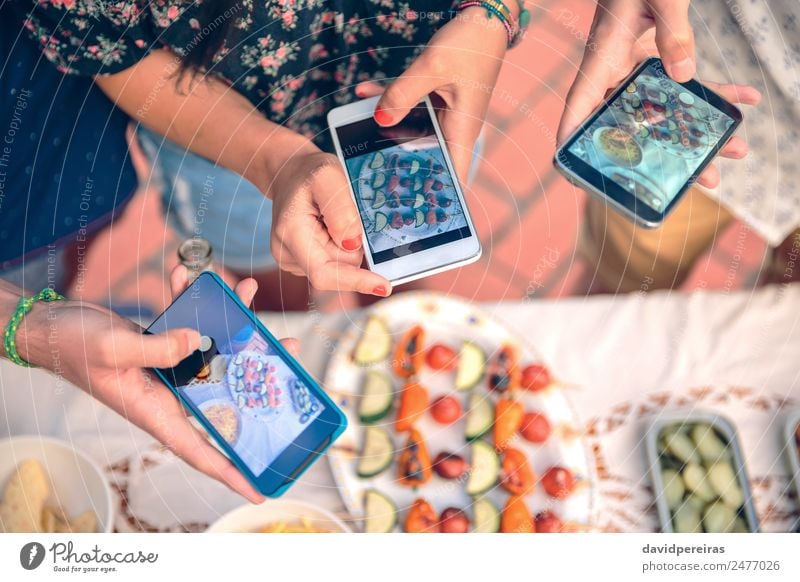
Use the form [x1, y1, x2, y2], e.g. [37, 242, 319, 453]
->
[1, 459, 98, 533]
[43, 505, 75, 533]
[41, 507, 57, 533]
[0, 459, 50, 533]
[67, 510, 98, 533]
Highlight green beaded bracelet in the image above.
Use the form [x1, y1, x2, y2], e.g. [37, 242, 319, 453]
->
[3, 288, 65, 367]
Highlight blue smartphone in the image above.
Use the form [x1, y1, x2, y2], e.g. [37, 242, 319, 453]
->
[146, 271, 347, 497]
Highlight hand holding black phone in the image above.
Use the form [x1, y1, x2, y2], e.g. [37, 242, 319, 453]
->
[555, 57, 743, 227]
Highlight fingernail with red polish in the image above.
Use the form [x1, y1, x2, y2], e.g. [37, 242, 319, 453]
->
[372, 285, 389, 297]
[374, 106, 392, 125]
[342, 237, 362, 251]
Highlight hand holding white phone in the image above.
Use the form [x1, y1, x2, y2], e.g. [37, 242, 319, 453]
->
[328, 96, 481, 286]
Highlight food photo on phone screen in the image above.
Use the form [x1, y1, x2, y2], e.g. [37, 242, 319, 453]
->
[336, 104, 471, 263]
[2, 0, 800, 577]
[566, 61, 736, 212]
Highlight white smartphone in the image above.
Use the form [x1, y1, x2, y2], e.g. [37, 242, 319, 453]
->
[328, 96, 482, 286]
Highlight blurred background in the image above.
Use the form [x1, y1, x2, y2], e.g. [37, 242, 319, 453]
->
[69, 0, 766, 316]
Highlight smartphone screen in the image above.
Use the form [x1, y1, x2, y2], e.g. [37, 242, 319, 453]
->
[334, 104, 472, 264]
[147, 277, 326, 477]
[566, 60, 738, 212]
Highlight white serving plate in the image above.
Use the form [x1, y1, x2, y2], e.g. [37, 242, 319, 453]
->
[324, 292, 595, 532]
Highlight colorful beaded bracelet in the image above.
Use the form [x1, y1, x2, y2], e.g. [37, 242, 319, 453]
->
[457, 0, 517, 46]
[456, 0, 530, 48]
[511, 0, 531, 46]
[3, 288, 65, 367]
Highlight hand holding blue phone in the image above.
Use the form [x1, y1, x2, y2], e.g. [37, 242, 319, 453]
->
[148, 270, 347, 498]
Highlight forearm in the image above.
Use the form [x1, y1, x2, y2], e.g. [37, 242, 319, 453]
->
[94, 49, 317, 198]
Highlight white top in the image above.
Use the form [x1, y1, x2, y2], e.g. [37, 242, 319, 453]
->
[691, 0, 800, 245]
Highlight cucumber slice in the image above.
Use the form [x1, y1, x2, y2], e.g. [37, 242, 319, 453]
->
[682, 463, 715, 502]
[690, 424, 730, 463]
[684, 493, 706, 512]
[414, 209, 425, 227]
[363, 489, 397, 533]
[672, 503, 702, 533]
[410, 159, 420, 175]
[731, 517, 749, 533]
[465, 392, 494, 441]
[456, 341, 486, 391]
[412, 193, 425, 209]
[465, 440, 499, 496]
[359, 370, 394, 423]
[703, 500, 737, 533]
[661, 428, 699, 464]
[661, 468, 686, 510]
[357, 426, 395, 478]
[353, 316, 392, 365]
[371, 190, 387, 209]
[374, 212, 389, 233]
[372, 172, 386, 189]
[706, 461, 744, 509]
[369, 151, 385, 170]
[472, 497, 500, 533]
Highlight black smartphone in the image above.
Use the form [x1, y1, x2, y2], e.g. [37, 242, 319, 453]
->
[146, 272, 346, 497]
[555, 57, 743, 227]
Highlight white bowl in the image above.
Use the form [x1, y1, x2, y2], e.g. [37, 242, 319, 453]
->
[0, 436, 114, 533]
[206, 499, 351, 533]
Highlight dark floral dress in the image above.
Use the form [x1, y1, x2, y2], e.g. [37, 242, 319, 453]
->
[12, 0, 456, 146]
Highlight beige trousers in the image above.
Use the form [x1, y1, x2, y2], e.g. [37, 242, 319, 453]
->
[579, 188, 734, 292]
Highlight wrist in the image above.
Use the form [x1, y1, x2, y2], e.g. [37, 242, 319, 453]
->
[6, 297, 58, 369]
[247, 126, 320, 199]
[455, 5, 512, 51]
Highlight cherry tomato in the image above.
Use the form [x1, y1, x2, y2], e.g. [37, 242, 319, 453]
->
[542, 466, 576, 500]
[430, 395, 461, 424]
[439, 508, 469, 533]
[534, 511, 563, 533]
[520, 364, 552, 392]
[432, 452, 468, 480]
[519, 411, 552, 444]
[426, 343, 458, 371]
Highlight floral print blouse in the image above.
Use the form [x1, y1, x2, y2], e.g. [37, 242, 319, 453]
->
[691, 0, 800, 244]
[12, 0, 455, 146]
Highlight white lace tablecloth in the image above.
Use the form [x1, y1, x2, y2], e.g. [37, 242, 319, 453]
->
[2, 285, 799, 532]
